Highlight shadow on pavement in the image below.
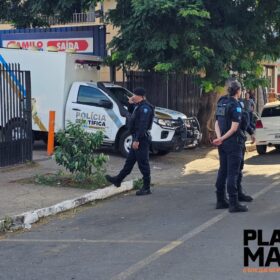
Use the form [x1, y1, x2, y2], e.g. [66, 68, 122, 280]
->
[33, 140, 213, 164]
[245, 148, 280, 165]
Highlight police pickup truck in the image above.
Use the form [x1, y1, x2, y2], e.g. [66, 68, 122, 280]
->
[255, 101, 280, 154]
[0, 48, 201, 157]
[96, 83, 201, 156]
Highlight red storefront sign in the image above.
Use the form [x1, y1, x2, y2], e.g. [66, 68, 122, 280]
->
[4, 38, 93, 53]
[47, 40, 89, 51]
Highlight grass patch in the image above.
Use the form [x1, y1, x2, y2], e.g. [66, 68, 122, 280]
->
[133, 178, 143, 190]
[133, 178, 155, 190]
[0, 216, 13, 233]
[14, 171, 110, 190]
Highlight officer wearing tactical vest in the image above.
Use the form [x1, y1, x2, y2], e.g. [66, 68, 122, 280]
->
[106, 87, 155, 196]
[237, 99, 255, 203]
[213, 80, 255, 212]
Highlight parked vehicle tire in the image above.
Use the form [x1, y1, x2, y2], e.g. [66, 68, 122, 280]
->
[41, 132, 58, 146]
[119, 130, 133, 157]
[42, 132, 49, 145]
[275, 145, 280, 152]
[6, 119, 28, 141]
[256, 145, 267, 155]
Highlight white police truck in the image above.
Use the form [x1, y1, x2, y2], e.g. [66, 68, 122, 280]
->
[255, 101, 280, 154]
[0, 48, 199, 157]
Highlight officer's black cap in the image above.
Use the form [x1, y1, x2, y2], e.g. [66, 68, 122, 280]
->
[133, 87, 146, 96]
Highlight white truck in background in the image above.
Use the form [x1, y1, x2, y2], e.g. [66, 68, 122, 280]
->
[255, 101, 280, 154]
[0, 47, 102, 143]
[0, 48, 199, 157]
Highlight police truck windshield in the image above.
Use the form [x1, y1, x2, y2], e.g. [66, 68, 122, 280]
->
[107, 87, 133, 107]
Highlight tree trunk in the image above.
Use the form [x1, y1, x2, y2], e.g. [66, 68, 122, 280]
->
[256, 86, 265, 114]
[197, 91, 224, 145]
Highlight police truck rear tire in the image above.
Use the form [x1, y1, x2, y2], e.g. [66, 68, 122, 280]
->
[42, 132, 58, 147]
[256, 145, 267, 155]
[119, 130, 132, 158]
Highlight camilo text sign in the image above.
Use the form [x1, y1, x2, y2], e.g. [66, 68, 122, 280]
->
[3, 38, 93, 53]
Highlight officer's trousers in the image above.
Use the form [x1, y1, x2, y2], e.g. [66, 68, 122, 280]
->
[236, 146, 246, 190]
[117, 137, 151, 188]
[215, 139, 243, 198]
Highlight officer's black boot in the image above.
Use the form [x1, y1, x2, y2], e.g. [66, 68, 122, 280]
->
[229, 196, 248, 213]
[216, 191, 229, 209]
[237, 185, 253, 202]
[105, 175, 121, 188]
[136, 176, 151, 196]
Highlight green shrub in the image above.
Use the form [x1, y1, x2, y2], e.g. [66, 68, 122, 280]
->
[0, 216, 13, 232]
[55, 122, 108, 181]
[133, 178, 143, 190]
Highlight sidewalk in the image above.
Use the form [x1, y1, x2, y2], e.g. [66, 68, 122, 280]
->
[1, 145, 279, 280]
[0, 144, 139, 230]
[0, 151, 89, 219]
[0, 142, 257, 230]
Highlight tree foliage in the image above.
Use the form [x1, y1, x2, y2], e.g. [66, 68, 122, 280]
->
[108, 0, 211, 74]
[107, 0, 280, 89]
[55, 121, 108, 180]
[0, 0, 9, 20]
[1, 0, 94, 28]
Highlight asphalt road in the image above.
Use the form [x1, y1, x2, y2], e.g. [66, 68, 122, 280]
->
[0, 148, 279, 280]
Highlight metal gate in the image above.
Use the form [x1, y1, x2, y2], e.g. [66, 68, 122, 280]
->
[0, 63, 32, 167]
[126, 71, 201, 117]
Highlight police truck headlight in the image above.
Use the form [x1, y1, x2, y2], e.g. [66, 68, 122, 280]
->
[154, 118, 180, 128]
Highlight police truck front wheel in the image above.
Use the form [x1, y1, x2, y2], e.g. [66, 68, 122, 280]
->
[119, 130, 133, 157]
[256, 145, 267, 155]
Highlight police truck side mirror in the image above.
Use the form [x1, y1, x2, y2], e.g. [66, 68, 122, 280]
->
[99, 99, 113, 109]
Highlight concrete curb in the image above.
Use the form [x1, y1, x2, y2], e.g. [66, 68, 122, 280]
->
[0, 180, 134, 231]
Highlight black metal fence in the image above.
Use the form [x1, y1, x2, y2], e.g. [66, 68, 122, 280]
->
[0, 63, 32, 167]
[126, 71, 201, 117]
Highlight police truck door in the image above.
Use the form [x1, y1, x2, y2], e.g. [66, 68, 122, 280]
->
[68, 85, 114, 141]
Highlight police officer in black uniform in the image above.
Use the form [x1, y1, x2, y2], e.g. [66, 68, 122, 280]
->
[106, 87, 155, 196]
[213, 81, 251, 212]
[236, 100, 255, 202]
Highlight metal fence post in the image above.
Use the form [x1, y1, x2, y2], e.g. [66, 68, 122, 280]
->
[47, 111, 56, 156]
[0, 65, 33, 167]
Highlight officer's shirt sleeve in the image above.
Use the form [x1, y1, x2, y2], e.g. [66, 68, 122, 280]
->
[229, 103, 242, 124]
[128, 104, 136, 114]
[215, 97, 225, 120]
[134, 106, 152, 141]
[246, 113, 255, 135]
